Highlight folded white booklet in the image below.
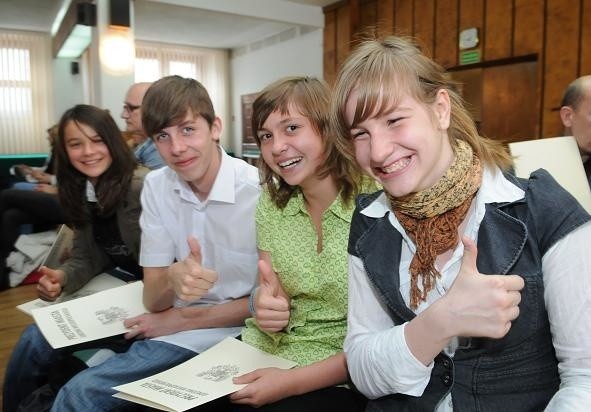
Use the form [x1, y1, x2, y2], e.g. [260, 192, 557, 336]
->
[113, 337, 297, 412]
[31, 281, 146, 348]
[17, 272, 127, 316]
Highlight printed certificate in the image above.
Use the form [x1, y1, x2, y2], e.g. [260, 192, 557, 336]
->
[31, 281, 146, 348]
[113, 337, 297, 412]
[17, 272, 127, 316]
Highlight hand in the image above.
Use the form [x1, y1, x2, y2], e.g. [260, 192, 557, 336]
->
[37, 266, 65, 301]
[30, 170, 52, 184]
[15, 164, 32, 175]
[254, 259, 290, 332]
[230, 368, 294, 407]
[439, 237, 524, 339]
[167, 237, 218, 302]
[35, 183, 57, 194]
[123, 308, 186, 339]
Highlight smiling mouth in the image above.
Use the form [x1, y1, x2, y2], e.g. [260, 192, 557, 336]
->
[278, 157, 303, 169]
[377, 157, 411, 174]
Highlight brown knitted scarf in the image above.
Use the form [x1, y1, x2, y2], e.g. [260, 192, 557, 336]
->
[387, 139, 482, 309]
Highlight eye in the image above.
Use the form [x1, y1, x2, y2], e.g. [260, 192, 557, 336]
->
[387, 117, 404, 126]
[182, 126, 194, 135]
[257, 132, 272, 142]
[351, 129, 368, 140]
[155, 132, 169, 142]
[286, 124, 299, 134]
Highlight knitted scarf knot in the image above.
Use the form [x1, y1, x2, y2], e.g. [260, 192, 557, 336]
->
[387, 139, 482, 309]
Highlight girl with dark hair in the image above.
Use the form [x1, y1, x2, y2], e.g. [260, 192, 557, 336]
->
[3, 104, 148, 412]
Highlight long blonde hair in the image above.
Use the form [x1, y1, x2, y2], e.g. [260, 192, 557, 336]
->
[331, 35, 513, 171]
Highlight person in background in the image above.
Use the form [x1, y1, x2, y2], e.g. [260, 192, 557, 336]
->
[121, 82, 165, 170]
[3, 104, 149, 411]
[560, 75, 591, 188]
[229, 76, 370, 412]
[11, 124, 59, 191]
[331, 36, 591, 411]
[49, 75, 259, 412]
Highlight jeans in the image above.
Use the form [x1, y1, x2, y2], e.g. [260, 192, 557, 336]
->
[3, 324, 60, 412]
[50, 339, 195, 411]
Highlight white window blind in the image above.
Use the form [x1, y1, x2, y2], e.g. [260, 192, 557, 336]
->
[135, 41, 230, 147]
[0, 30, 52, 154]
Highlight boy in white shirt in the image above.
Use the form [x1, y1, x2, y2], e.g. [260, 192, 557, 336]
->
[51, 75, 260, 411]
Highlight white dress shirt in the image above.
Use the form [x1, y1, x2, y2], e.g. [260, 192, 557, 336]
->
[140, 148, 260, 353]
[345, 167, 591, 410]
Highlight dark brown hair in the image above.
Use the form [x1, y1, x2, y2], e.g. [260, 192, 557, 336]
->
[142, 75, 216, 138]
[56, 104, 136, 227]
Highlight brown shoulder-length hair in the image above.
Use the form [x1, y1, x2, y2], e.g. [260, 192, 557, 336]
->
[252, 76, 363, 209]
[56, 104, 137, 228]
[331, 35, 513, 171]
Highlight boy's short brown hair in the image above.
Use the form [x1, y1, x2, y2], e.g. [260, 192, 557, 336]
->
[142, 75, 215, 137]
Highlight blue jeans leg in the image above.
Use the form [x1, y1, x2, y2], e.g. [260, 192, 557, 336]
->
[3, 324, 58, 412]
[51, 340, 196, 412]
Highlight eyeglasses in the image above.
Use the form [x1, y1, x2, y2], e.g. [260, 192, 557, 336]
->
[123, 103, 141, 113]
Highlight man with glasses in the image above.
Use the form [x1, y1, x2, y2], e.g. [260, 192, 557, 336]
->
[122, 82, 165, 170]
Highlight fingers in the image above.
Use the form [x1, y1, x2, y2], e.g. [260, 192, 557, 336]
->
[187, 236, 202, 264]
[37, 266, 63, 301]
[258, 259, 280, 296]
[459, 236, 478, 275]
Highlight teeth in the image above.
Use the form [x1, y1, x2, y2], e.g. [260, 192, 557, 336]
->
[382, 157, 410, 173]
[278, 157, 302, 168]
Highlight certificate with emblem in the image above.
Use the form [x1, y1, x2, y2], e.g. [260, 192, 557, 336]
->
[31, 281, 146, 348]
[113, 337, 297, 412]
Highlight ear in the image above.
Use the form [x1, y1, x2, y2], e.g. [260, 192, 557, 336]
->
[433, 89, 451, 130]
[559, 106, 573, 129]
[211, 116, 223, 143]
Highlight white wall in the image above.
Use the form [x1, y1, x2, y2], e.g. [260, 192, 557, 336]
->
[52, 58, 85, 123]
[229, 28, 323, 155]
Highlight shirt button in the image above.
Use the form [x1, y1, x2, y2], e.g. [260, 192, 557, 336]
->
[442, 374, 452, 386]
[442, 359, 451, 368]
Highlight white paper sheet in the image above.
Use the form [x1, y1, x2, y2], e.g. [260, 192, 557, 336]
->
[17, 273, 127, 316]
[509, 136, 591, 213]
[31, 281, 146, 348]
[113, 337, 297, 412]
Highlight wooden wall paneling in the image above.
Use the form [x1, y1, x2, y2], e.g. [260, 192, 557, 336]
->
[481, 61, 539, 142]
[394, 0, 414, 36]
[413, 0, 435, 58]
[434, 0, 459, 68]
[513, 0, 544, 56]
[581, 0, 591, 75]
[336, 4, 352, 70]
[542, 0, 580, 137]
[359, 0, 378, 34]
[484, 0, 513, 60]
[458, 0, 484, 59]
[323, 10, 337, 85]
[376, 0, 395, 36]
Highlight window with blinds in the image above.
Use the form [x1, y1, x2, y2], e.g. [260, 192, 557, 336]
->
[0, 30, 52, 154]
[134, 41, 230, 147]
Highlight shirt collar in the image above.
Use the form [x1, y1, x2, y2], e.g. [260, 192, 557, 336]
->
[172, 146, 235, 205]
[361, 166, 525, 218]
[282, 189, 353, 223]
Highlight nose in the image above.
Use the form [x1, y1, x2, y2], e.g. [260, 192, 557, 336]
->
[369, 132, 392, 165]
[271, 134, 288, 156]
[81, 141, 94, 156]
[169, 133, 187, 155]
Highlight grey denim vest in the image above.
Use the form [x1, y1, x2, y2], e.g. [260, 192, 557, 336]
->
[348, 170, 590, 412]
